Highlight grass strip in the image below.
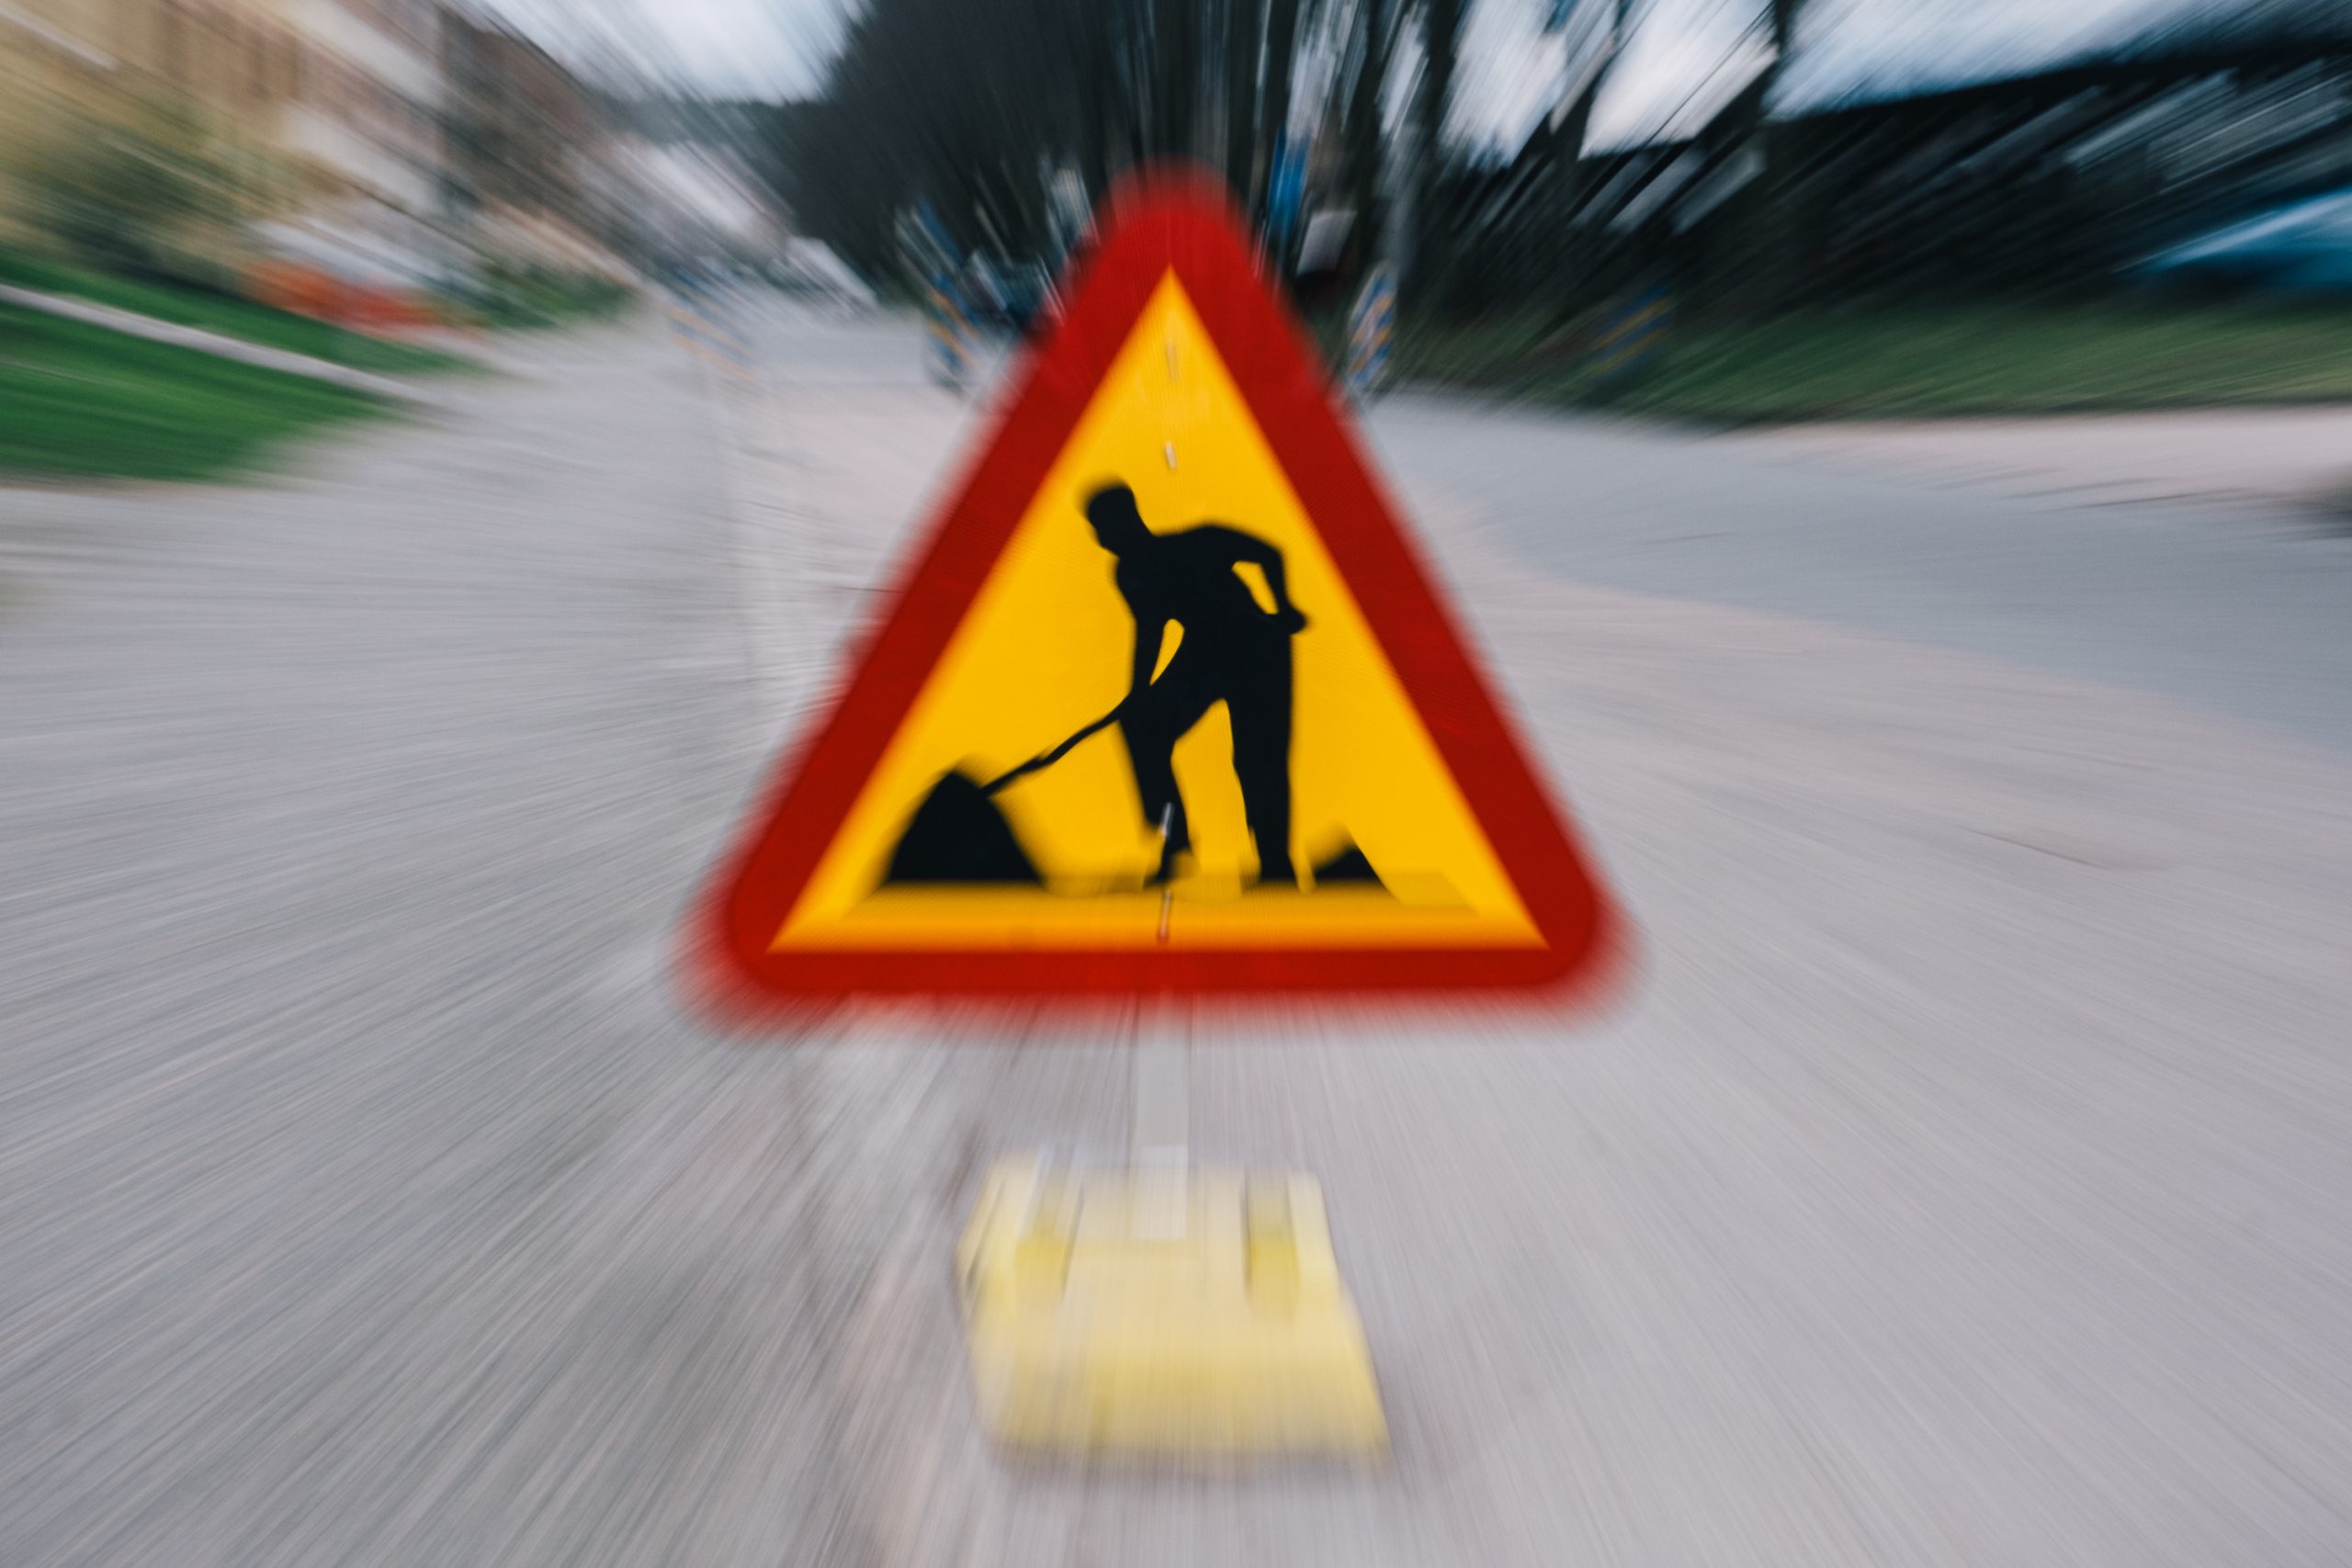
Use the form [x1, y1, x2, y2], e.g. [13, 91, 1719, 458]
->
[1397, 301, 2352, 423]
[0, 250, 466, 377]
[1, 299, 387, 481]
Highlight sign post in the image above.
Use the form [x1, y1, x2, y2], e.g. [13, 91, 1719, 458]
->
[899, 203, 975, 391]
[1344, 261, 1398, 401]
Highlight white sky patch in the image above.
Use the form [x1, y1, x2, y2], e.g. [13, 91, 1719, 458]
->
[1450, 0, 2229, 155]
[481, 0, 840, 97]
[1446, 0, 1575, 154]
[1586, 0, 1773, 150]
[1444, 0, 1778, 153]
[1776, 0, 2213, 108]
[649, 0, 838, 96]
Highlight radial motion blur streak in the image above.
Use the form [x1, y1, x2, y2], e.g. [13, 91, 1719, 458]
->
[6, 0, 2352, 1563]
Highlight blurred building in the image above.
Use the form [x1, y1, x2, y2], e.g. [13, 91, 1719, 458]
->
[439, 4, 619, 276]
[607, 138, 781, 268]
[437, 10, 793, 285]
[2, 0, 854, 317]
[0, 0, 299, 143]
[265, 0, 447, 285]
[1, 0, 451, 290]
[1, 0, 303, 254]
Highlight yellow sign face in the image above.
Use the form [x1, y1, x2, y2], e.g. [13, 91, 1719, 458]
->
[770, 276, 1539, 953]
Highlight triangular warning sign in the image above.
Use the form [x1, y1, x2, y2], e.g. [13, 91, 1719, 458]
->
[696, 172, 1619, 1004]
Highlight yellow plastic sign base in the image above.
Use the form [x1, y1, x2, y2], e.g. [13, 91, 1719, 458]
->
[956, 1155, 1387, 1463]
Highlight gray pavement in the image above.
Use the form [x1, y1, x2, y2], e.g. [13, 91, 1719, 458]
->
[3, 304, 2349, 1566]
[1368, 395, 2352, 755]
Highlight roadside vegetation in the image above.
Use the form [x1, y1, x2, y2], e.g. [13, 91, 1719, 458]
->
[1394, 299, 2352, 423]
[0, 300, 383, 482]
[0, 248, 466, 377]
[0, 102, 636, 484]
[447, 264, 634, 331]
[7, 104, 462, 375]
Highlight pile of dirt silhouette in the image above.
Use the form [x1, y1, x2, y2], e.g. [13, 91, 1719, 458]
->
[1311, 840, 1385, 890]
[884, 772, 1044, 885]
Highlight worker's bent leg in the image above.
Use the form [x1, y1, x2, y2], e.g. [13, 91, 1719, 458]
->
[1119, 714, 1185, 849]
[1123, 657, 1222, 880]
[1120, 718, 1204, 886]
[1228, 643, 1295, 886]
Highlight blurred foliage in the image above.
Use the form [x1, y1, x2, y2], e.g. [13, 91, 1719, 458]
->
[1398, 299, 2352, 422]
[773, 0, 2352, 360]
[16, 103, 277, 290]
[439, 265, 634, 331]
[0, 300, 382, 481]
[776, 0, 1389, 286]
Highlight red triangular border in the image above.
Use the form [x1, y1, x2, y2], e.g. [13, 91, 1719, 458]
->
[692, 167, 1621, 1006]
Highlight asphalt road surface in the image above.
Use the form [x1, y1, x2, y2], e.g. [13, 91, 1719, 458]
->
[4, 304, 2348, 1566]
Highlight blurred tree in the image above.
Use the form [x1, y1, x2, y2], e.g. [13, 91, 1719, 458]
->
[776, 0, 1359, 291]
[1529, 0, 1628, 323]
[1694, 0, 1806, 312]
[1225, 0, 1266, 199]
[1259, 0, 1304, 218]
[1409, 0, 1465, 304]
[20, 103, 267, 286]
[1329, 0, 1405, 282]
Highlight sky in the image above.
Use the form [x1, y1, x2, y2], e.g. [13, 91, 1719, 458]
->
[500, 0, 2225, 148]
[644, 0, 841, 97]
[482, 0, 842, 98]
[1464, 0, 2220, 152]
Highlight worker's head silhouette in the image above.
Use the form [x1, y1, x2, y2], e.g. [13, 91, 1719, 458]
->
[1083, 482, 1151, 556]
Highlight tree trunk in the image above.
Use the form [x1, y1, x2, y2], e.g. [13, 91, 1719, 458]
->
[1342, 0, 1399, 256]
[1410, 0, 1464, 308]
[1260, 0, 1300, 214]
[1224, 0, 1265, 199]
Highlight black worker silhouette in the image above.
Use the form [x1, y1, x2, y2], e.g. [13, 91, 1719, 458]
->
[1084, 481, 1307, 888]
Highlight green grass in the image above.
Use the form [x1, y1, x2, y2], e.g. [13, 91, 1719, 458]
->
[1397, 301, 2352, 423]
[0, 299, 386, 481]
[0, 250, 466, 377]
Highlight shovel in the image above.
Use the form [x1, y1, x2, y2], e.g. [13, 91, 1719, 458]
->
[978, 705, 1123, 795]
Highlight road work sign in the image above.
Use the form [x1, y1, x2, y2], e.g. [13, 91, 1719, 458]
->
[698, 172, 1617, 1003]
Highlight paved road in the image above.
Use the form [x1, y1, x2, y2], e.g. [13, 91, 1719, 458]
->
[4, 305, 2349, 1566]
[1370, 397, 2352, 755]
